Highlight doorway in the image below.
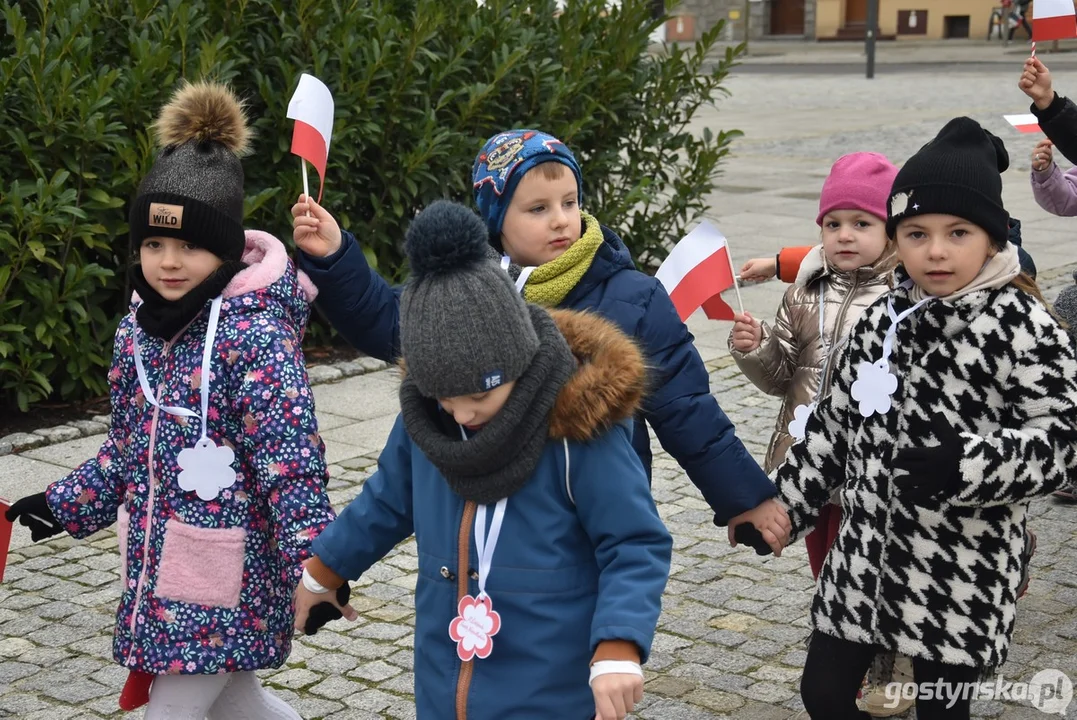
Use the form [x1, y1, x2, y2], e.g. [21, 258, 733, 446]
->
[845, 0, 868, 24]
[770, 0, 805, 35]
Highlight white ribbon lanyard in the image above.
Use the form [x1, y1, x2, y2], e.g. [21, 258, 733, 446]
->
[131, 296, 237, 500]
[850, 280, 934, 418]
[501, 254, 536, 294]
[788, 284, 829, 440]
[132, 296, 223, 436]
[474, 499, 507, 600]
[449, 425, 506, 661]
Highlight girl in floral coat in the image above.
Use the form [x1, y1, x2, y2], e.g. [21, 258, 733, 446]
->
[5, 83, 336, 718]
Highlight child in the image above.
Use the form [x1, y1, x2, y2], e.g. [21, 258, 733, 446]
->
[5, 82, 337, 719]
[729, 152, 898, 577]
[1029, 137, 1077, 217]
[293, 200, 673, 719]
[291, 129, 790, 551]
[730, 153, 917, 719]
[750, 118, 1077, 719]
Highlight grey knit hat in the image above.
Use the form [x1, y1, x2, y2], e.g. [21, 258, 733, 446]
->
[129, 81, 250, 261]
[400, 200, 540, 399]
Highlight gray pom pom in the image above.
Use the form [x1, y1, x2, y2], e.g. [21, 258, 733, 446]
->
[406, 200, 491, 279]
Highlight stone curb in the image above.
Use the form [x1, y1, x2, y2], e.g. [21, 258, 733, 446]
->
[0, 355, 390, 458]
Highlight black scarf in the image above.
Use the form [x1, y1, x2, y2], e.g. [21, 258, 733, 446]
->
[398, 306, 577, 504]
[129, 261, 246, 340]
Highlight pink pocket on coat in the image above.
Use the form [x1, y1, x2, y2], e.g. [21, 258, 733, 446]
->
[116, 506, 130, 591]
[154, 518, 247, 609]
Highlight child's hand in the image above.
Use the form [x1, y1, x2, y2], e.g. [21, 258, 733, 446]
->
[726, 498, 791, 556]
[5, 493, 62, 542]
[301, 583, 354, 636]
[293, 574, 357, 634]
[592, 672, 643, 720]
[731, 312, 763, 353]
[739, 257, 776, 282]
[292, 194, 343, 258]
[1032, 139, 1055, 172]
[1019, 57, 1055, 110]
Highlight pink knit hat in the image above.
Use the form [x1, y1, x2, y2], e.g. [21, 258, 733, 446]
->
[816, 152, 899, 226]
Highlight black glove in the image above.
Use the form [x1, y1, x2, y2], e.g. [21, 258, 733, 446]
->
[302, 583, 352, 636]
[893, 413, 964, 504]
[5, 493, 63, 542]
[734, 523, 773, 556]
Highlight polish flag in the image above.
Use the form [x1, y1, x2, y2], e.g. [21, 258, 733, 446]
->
[0, 497, 12, 583]
[287, 74, 335, 202]
[656, 220, 741, 322]
[1033, 0, 1077, 42]
[1004, 113, 1042, 133]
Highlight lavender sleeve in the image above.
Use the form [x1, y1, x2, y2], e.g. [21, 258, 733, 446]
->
[1031, 164, 1077, 217]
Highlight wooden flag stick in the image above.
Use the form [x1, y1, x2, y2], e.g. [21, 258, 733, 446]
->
[301, 158, 311, 217]
[725, 241, 746, 315]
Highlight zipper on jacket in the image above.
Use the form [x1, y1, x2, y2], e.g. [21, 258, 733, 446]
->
[819, 274, 861, 392]
[454, 501, 477, 720]
[127, 339, 172, 650]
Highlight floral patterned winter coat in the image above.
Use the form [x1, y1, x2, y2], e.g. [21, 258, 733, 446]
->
[46, 230, 335, 675]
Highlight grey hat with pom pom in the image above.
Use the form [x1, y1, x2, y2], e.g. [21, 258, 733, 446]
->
[400, 200, 540, 399]
[129, 81, 251, 261]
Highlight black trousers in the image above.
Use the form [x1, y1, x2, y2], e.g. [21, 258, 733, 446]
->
[801, 631, 981, 719]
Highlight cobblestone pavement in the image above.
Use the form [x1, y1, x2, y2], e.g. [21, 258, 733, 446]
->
[3, 54, 1077, 719]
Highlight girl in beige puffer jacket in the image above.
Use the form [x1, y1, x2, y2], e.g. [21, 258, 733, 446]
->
[729, 152, 898, 579]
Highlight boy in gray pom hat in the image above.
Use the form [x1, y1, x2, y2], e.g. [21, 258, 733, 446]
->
[295, 200, 672, 720]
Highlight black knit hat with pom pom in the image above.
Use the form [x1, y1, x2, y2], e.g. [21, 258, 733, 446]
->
[886, 116, 1011, 246]
[129, 81, 251, 261]
[400, 200, 540, 398]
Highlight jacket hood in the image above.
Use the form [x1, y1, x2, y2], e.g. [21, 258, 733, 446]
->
[795, 242, 897, 289]
[548, 308, 644, 442]
[222, 230, 318, 334]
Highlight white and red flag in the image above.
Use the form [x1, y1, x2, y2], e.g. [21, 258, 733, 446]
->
[1033, 0, 1077, 42]
[1004, 113, 1042, 134]
[656, 220, 743, 322]
[287, 74, 335, 202]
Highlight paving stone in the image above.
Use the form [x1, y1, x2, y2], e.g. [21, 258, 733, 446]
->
[262, 667, 321, 691]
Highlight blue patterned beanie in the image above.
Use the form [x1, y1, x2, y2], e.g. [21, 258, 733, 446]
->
[472, 129, 584, 244]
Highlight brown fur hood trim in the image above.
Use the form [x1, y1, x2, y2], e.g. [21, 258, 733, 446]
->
[548, 309, 645, 442]
[397, 309, 645, 442]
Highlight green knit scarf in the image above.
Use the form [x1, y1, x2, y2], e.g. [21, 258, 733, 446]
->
[522, 212, 604, 307]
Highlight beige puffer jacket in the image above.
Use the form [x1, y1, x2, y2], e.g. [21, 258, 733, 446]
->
[730, 245, 896, 474]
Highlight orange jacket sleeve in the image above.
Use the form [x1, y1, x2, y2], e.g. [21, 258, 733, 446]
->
[777, 246, 813, 284]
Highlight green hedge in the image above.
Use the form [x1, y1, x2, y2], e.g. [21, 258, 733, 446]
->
[0, 0, 742, 412]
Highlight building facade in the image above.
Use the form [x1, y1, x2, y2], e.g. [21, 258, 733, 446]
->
[665, 0, 1000, 42]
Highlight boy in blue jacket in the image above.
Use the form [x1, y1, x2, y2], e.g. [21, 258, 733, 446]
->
[292, 129, 790, 551]
[293, 201, 672, 720]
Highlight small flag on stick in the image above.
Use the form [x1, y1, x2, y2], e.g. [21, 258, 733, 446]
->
[656, 220, 744, 322]
[287, 74, 335, 203]
[1032, 0, 1077, 44]
[1004, 113, 1042, 134]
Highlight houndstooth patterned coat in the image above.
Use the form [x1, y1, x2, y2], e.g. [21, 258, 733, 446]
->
[774, 280, 1077, 673]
